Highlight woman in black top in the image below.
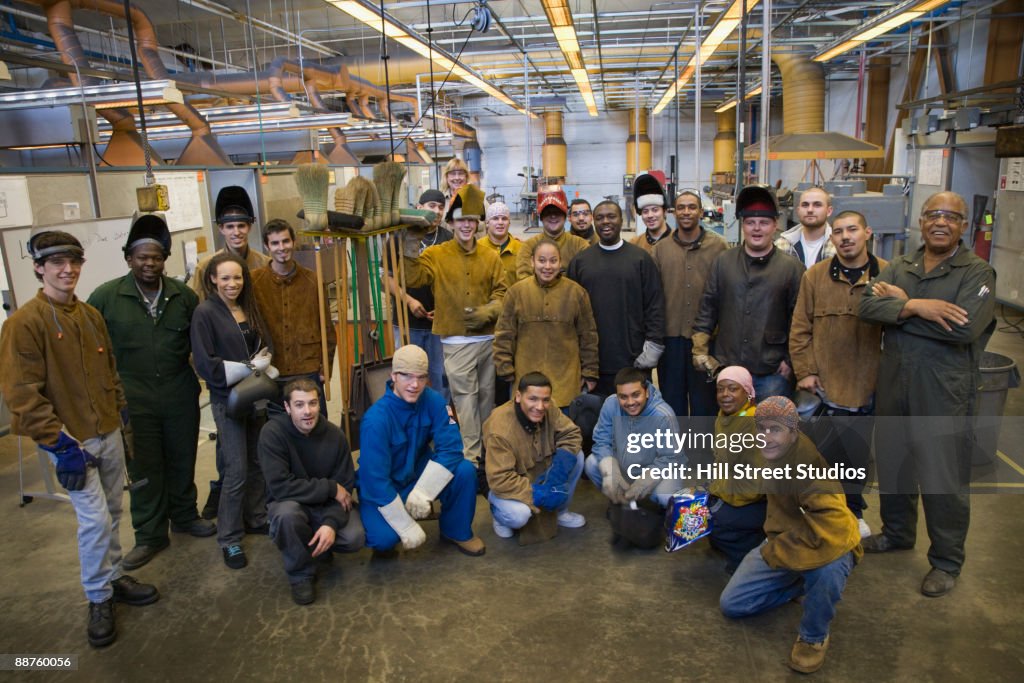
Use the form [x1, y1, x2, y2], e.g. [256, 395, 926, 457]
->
[191, 252, 273, 569]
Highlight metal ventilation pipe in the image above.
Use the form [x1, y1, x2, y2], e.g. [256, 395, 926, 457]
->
[713, 110, 736, 174]
[542, 110, 566, 181]
[34, 0, 233, 166]
[771, 48, 826, 134]
[626, 107, 651, 175]
[41, 0, 157, 166]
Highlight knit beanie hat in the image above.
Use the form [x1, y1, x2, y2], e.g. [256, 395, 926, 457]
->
[755, 396, 799, 430]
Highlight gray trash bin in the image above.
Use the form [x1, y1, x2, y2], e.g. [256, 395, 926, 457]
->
[972, 352, 1021, 465]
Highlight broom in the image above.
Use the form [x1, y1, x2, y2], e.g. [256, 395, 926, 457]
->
[295, 163, 329, 231]
[348, 176, 378, 230]
[373, 161, 406, 228]
[334, 183, 357, 215]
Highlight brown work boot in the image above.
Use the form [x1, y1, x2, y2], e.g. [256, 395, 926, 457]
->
[789, 635, 829, 674]
[443, 534, 486, 557]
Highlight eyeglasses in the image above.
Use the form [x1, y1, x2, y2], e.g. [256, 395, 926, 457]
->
[922, 209, 964, 223]
[46, 256, 85, 269]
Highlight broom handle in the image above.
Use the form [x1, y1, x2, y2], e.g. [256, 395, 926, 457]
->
[377, 234, 395, 351]
[395, 232, 412, 347]
[314, 240, 331, 403]
[389, 232, 410, 347]
[338, 238, 351, 439]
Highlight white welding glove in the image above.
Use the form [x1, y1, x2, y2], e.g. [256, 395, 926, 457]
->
[251, 347, 272, 372]
[599, 457, 630, 504]
[624, 471, 659, 502]
[405, 460, 454, 519]
[633, 340, 665, 369]
[378, 495, 426, 550]
[224, 360, 253, 387]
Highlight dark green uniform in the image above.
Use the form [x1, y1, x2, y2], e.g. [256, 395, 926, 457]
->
[858, 241, 995, 575]
[88, 274, 202, 547]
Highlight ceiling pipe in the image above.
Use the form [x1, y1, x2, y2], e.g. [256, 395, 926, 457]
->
[40, 0, 157, 167]
[33, 0, 233, 166]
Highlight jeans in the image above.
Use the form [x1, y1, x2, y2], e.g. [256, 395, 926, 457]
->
[583, 454, 680, 508]
[268, 500, 365, 583]
[211, 402, 268, 547]
[708, 497, 767, 571]
[658, 336, 718, 417]
[752, 373, 793, 402]
[395, 326, 449, 403]
[489, 451, 585, 528]
[720, 543, 855, 643]
[47, 430, 126, 603]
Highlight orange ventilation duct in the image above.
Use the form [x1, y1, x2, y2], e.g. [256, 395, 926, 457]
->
[626, 108, 651, 176]
[713, 110, 736, 174]
[771, 48, 826, 134]
[542, 111, 566, 181]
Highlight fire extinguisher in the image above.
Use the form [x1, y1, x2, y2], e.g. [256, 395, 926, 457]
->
[973, 210, 993, 262]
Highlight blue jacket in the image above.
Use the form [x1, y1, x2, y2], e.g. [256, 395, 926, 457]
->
[591, 381, 681, 478]
[357, 384, 464, 508]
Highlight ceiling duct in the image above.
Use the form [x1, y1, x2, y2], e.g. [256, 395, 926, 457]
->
[32, 0, 232, 166]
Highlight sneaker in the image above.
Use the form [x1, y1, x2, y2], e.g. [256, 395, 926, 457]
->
[556, 511, 586, 528]
[111, 575, 159, 606]
[87, 598, 116, 648]
[201, 482, 221, 520]
[122, 541, 169, 571]
[172, 518, 217, 538]
[492, 520, 515, 539]
[290, 579, 316, 606]
[789, 635, 829, 673]
[442, 534, 486, 557]
[857, 518, 872, 539]
[921, 568, 957, 597]
[222, 544, 247, 569]
[861, 533, 912, 553]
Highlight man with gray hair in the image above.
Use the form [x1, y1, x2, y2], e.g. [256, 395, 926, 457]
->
[858, 190, 996, 597]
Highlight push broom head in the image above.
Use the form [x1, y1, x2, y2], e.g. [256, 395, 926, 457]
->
[295, 163, 330, 231]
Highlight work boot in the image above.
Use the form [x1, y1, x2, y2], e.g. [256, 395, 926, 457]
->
[291, 579, 316, 606]
[861, 533, 912, 553]
[789, 635, 829, 673]
[87, 598, 116, 648]
[443, 534, 486, 557]
[921, 568, 957, 597]
[172, 518, 217, 537]
[122, 541, 169, 571]
[111, 575, 160, 606]
[201, 481, 221, 520]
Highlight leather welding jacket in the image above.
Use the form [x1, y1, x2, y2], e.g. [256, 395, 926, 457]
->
[693, 246, 804, 375]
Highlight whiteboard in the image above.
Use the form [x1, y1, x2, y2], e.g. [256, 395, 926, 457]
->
[0, 175, 34, 229]
[0, 216, 133, 310]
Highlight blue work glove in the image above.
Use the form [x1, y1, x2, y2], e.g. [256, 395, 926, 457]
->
[40, 432, 98, 492]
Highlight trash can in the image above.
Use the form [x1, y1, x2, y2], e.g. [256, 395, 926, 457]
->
[972, 352, 1021, 465]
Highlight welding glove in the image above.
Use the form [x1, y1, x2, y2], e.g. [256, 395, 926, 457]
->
[599, 457, 630, 504]
[41, 431, 99, 492]
[691, 332, 720, 373]
[379, 495, 426, 550]
[224, 360, 252, 387]
[405, 461, 454, 520]
[633, 340, 665, 369]
[250, 348, 272, 372]
[463, 302, 501, 332]
[624, 470, 659, 503]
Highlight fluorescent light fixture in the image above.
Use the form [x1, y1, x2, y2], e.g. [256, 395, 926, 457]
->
[325, 0, 534, 117]
[653, 0, 761, 115]
[95, 102, 305, 132]
[542, 0, 598, 116]
[0, 80, 184, 111]
[97, 113, 354, 142]
[714, 84, 763, 113]
[813, 0, 952, 62]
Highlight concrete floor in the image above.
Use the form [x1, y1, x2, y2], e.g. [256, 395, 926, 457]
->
[2, 311, 1024, 681]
